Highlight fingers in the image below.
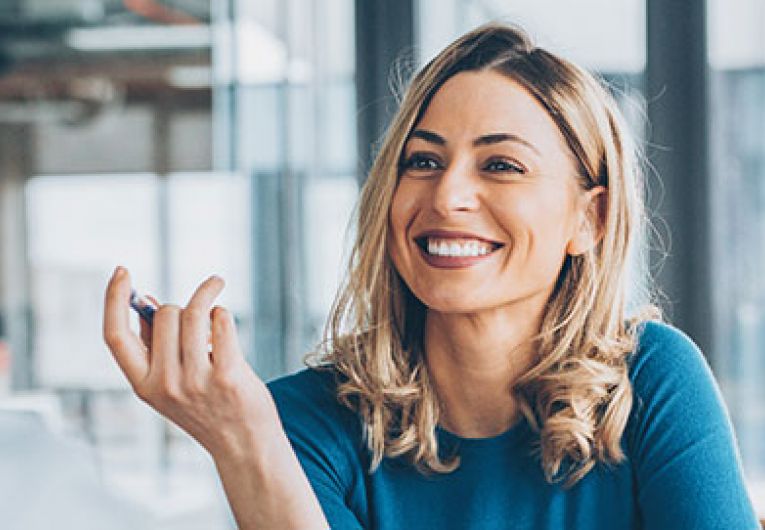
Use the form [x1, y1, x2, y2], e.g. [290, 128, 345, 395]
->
[103, 266, 149, 385]
[151, 304, 182, 384]
[139, 317, 152, 349]
[181, 276, 225, 379]
[108, 272, 234, 404]
[146, 294, 161, 307]
[210, 305, 243, 371]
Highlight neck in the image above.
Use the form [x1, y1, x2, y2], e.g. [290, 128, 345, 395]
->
[424, 299, 546, 439]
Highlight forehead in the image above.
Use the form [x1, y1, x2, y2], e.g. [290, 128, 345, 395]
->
[412, 70, 569, 159]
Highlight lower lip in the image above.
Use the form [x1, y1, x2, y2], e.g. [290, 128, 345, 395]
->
[417, 244, 499, 269]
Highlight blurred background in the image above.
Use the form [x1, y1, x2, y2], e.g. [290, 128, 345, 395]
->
[0, 0, 762, 527]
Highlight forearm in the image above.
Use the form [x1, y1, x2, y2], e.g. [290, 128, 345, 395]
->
[213, 426, 329, 530]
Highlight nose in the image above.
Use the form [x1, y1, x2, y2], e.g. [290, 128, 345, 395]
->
[431, 160, 480, 217]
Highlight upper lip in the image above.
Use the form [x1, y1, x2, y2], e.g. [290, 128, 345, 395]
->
[413, 229, 505, 247]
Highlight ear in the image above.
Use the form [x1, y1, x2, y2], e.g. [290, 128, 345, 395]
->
[566, 186, 607, 256]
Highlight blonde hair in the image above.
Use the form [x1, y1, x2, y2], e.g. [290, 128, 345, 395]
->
[310, 23, 659, 487]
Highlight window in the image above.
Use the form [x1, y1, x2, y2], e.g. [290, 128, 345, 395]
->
[708, 0, 765, 511]
[215, 0, 357, 377]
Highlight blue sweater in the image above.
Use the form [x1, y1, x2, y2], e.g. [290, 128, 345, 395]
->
[267, 322, 759, 529]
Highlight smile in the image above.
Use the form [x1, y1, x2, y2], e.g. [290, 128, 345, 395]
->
[413, 234, 504, 268]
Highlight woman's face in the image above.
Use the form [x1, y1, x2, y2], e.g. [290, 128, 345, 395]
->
[388, 69, 600, 314]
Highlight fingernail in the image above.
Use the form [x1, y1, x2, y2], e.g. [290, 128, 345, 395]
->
[113, 266, 124, 277]
[213, 306, 230, 323]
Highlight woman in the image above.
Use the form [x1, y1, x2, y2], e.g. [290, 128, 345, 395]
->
[103, 24, 759, 529]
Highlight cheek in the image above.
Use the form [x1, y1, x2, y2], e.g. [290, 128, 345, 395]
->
[493, 189, 551, 239]
[495, 187, 574, 257]
[388, 182, 416, 265]
[389, 181, 420, 239]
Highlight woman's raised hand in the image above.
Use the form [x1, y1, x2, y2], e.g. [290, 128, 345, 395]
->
[102, 266, 280, 459]
[103, 266, 329, 528]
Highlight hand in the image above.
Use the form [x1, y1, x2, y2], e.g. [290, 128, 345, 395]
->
[103, 266, 280, 459]
[105, 268, 329, 529]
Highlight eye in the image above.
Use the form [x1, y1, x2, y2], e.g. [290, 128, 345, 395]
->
[400, 153, 443, 173]
[484, 158, 526, 174]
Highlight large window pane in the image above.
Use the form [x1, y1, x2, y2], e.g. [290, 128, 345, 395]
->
[416, 0, 645, 73]
[26, 174, 158, 388]
[167, 171, 251, 320]
[708, 0, 765, 512]
[217, 0, 357, 377]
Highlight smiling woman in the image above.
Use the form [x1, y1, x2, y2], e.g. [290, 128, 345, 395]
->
[103, 22, 760, 530]
[288, 23, 759, 527]
[321, 24, 647, 486]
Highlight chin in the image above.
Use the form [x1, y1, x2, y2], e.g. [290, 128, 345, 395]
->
[414, 292, 490, 314]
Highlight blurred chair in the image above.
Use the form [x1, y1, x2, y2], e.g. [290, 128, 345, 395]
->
[0, 409, 149, 530]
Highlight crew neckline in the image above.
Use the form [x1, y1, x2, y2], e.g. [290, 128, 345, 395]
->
[436, 418, 530, 450]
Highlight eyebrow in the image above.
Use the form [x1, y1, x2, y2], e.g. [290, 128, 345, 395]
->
[408, 129, 541, 155]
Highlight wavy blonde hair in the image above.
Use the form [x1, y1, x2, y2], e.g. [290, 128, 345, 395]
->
[310, 23, 659, 487]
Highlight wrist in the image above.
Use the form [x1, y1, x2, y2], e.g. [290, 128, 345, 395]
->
[213, 424, 287, 472]
[211, 418, 329, 529]
[212, 413, 287, 465]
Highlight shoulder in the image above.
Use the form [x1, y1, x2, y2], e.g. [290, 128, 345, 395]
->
[267, 365, 340, 408]
[627, 320, 722, 418]
[267, 366, 367, 505]
[627, 320, 711, 390]
[269, 367, 370, 527]
[622, 326, 759, 526]
[625, 320, 732, 454]
[267, 365, 364, 460]
[267, 366, 360, 434]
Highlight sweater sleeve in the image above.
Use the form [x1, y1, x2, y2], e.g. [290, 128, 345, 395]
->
[267, 369, 366, 529]
[628, 322, 759, 529]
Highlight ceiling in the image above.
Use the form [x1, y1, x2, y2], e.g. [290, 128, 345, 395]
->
[0, 0, 212, 114]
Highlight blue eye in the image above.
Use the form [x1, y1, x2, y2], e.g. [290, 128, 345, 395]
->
[401, 153, 442, 172]
[484, 159, 525, 173]
[399, 153, 526, 177]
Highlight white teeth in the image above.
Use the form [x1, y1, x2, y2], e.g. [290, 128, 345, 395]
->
[425, 237, 495, 257]
[428, 239, 438, 255]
